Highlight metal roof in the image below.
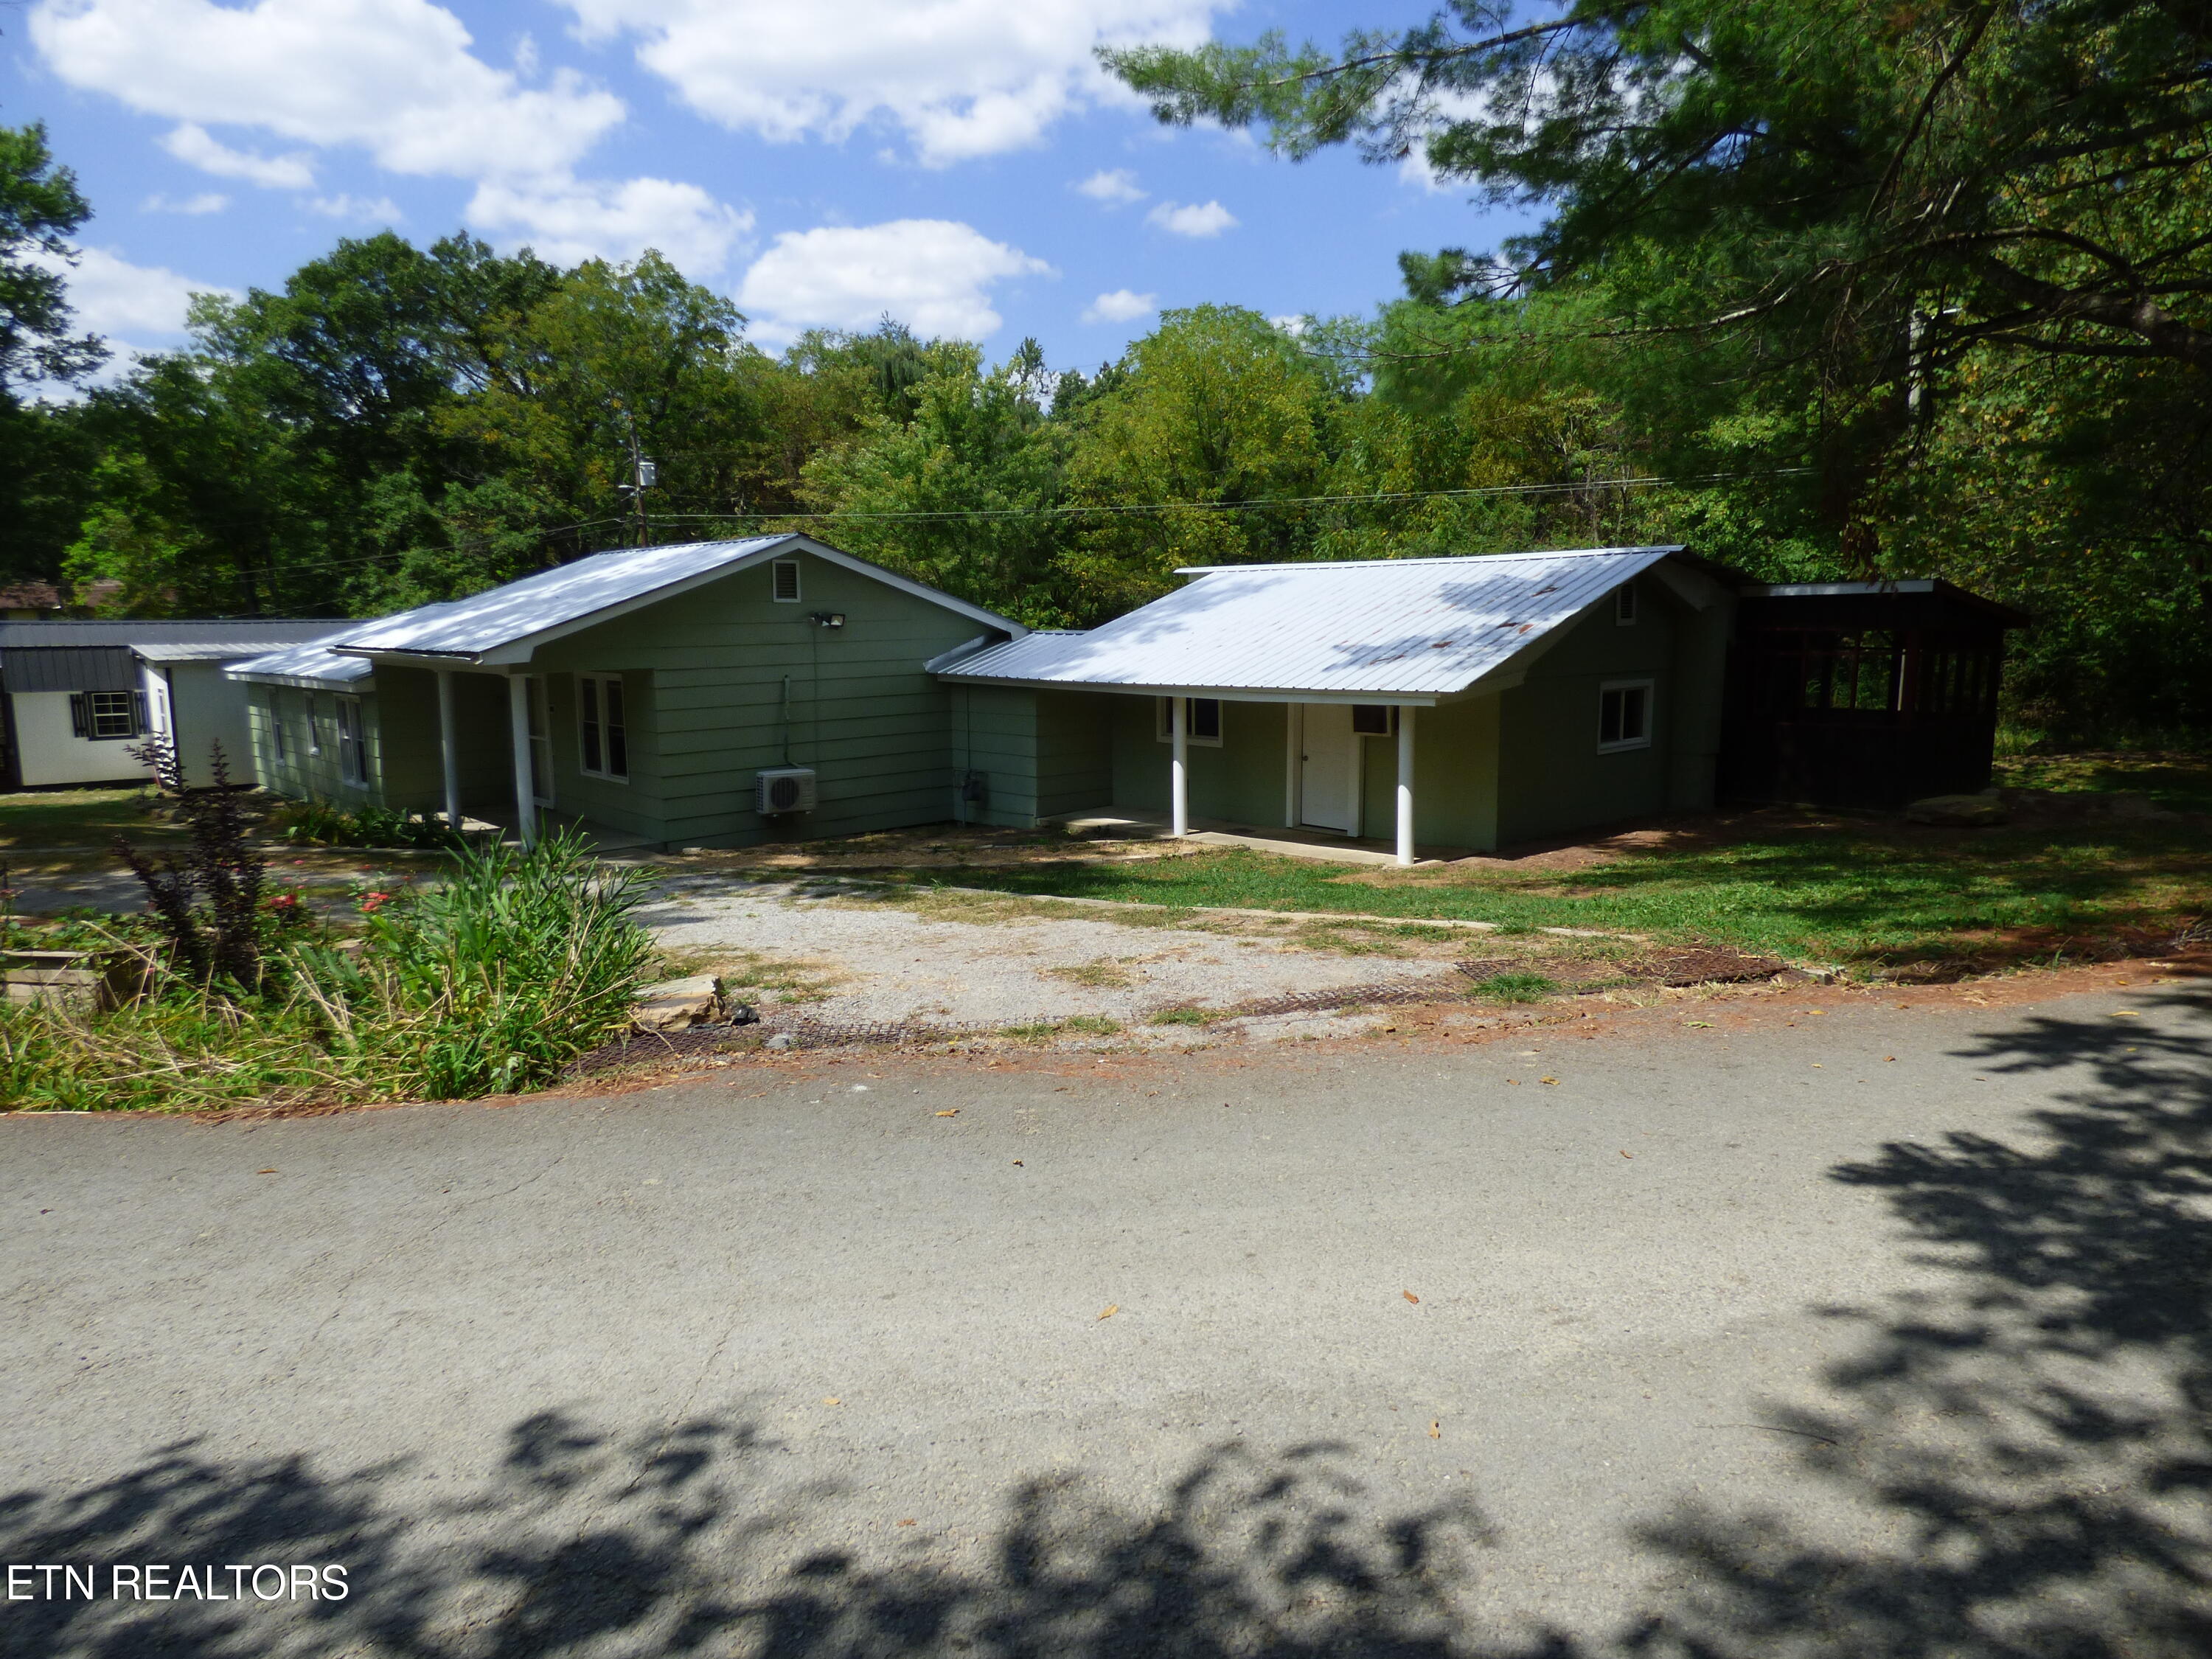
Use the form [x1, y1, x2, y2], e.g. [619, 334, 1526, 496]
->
[936, 546, 1685, 700]
[133, 640, 317, 664]
[224, 633, 378, 689]
[327, 534, 1023, 664]
[0, 619, 331, 651]
[0, 646, 142, 694]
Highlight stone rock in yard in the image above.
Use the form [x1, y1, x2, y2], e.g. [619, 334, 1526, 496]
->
[630, 974, 723, 1032]
[1906, 793, 2010, 827]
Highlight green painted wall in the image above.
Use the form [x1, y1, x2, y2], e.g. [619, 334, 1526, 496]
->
[1107, 694, 1292, 825]
[1355, 697, 1501, 852]
[948, 685, 1116, 827]
[248, 684, 384, 807]
[522, 549, 991, 848]
[1495, 579, 1680, 844]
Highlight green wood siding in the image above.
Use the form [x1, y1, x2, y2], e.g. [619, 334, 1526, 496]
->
[1356, 696, 1500, 851]
[948, 686, 1117, 827]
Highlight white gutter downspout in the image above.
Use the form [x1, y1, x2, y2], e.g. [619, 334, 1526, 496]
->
[1395, 704, 1416, 867]
[1169, 696, 1189, 838]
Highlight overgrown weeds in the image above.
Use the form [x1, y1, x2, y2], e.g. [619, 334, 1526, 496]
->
[1, 832, 655, 1111]
[271, 797, 471, 849]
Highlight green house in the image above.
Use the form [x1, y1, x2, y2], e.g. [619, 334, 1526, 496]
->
[228, 535, 1023, 849]
[932, 546, 1740, 863]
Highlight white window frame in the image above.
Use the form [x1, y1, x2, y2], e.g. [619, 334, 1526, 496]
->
[268, 690, 287, 763]
[86, 690, 138, 741]
[1155, 696, 1222, 747]
[771, 559, 801, 602]
[1597, 678, 1655, 753]
[577, 672, 630, 783]
[307, 693, 324, 756]
[1615, 582, 1639, 625]
[335, 695, 369, 785]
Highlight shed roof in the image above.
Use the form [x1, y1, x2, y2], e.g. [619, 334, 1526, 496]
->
[936, 546, 1686, 700]
[133, 640, 319, 664]
[0, 619, 331, 652]
[327, 534, 1023, 665]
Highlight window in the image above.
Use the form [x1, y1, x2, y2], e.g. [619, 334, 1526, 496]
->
[578, 673, 629, 781]
[1750, 629, 1902, 718]
[268, 691, 287, 762]
[771, 559, 801, 602]
[1615, 582, 1638, 625]
[71, 690, 140, 741]
[1599, 680, 1653, 751]
[335, 697, 368, 785]
[1155, 696, 1222, 745]
[1351, 704, 1395, 737]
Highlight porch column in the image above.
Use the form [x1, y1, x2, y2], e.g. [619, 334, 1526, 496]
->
[1394, 704, 1416, 867]
[1169, 695, 1189, 838]
[437, 669, 462, 828]
[507, 673, 538, 849]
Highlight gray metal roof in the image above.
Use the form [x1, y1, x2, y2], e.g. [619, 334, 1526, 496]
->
[0, 646, 142, 693]
[225, 633, 377, 689]
[133, 640, 318, 664]
[0, 619, 331, 651]
[327, 535, 1023, 664]
[936, 546, 1684, 700]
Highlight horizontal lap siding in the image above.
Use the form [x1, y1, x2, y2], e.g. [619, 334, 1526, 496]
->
[525, 552, 986, 848]
[948, 684, 1043, 828]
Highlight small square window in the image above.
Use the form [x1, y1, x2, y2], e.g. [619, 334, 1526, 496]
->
[771, 560, 801, 602]
[89, 691, 137, 740]
[1599, 681, 1653, 751]
[1351, 704, 1395, 737]
[1615, 582, 1638, 625]
[1155, 696, 1222, 745]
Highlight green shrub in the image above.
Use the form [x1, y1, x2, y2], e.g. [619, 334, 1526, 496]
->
[272, 798, 468, 849]
[0, 832, 655, 1110]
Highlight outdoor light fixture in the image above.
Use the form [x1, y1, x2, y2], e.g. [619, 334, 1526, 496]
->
[811, 611, 846, 629]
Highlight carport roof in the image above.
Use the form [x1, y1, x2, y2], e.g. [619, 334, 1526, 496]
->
[935, 546, 1688, 700]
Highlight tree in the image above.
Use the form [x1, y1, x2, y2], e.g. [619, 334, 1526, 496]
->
[0, 121, 100, 392]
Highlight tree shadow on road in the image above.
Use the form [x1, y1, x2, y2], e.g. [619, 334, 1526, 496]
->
[9, 988, 2212, 1658]
[1622, 984, 2212, 1658]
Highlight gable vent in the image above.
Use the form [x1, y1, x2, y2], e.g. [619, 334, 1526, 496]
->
[772, 560, 801, 602]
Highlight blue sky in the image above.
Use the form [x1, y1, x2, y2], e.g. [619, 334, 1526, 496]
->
[4, 1, 1535, 375]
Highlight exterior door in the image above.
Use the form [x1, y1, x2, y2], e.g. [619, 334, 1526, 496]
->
[1298, 703, 1359, 833]
[526, 675, 555, 807]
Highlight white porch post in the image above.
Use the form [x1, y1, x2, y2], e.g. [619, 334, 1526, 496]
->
[507, 673, 538, 849]
[437, 669, 462, 828]
[1394, 704, 1416, 867]
[1169, 695, 1189, 838]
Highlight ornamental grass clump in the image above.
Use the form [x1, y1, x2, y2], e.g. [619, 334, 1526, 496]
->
[0, 832, 655, 1112]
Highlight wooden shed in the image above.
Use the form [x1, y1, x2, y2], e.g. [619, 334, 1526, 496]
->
[1717, 582, 2028, 809]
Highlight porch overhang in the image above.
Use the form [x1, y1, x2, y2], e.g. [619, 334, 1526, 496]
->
[936, 677, 1442, 707]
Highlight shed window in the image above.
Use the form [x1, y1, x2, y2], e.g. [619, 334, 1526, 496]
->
[1155, 697, 1222, 745]
[268, 692, 287, 762]
[772, 560, 801, 602]
[335, 697, 368, 785]
[578, 674, 629, 782]
[1599, 680, 1652, 751]
[1351, 704, 1396, 737]
[71, 690, 141, 740]
[1615, 582, 1638, 625]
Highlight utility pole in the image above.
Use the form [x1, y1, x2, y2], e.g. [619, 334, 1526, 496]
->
[615, 403, 657, 546]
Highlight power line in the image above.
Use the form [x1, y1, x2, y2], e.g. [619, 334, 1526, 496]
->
[632, 467, 1816, 527]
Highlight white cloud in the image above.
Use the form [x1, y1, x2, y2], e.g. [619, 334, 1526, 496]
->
[1076, 167, 1146, 205]
[557, 0, 1228, 165]
[736, 220, 1053, 343]
[1082, 288, 1156, 324]
[468, 177, 754, 274]
[27, 245, 234, 340]
[160, 123, 316, 190]
[142, 192, 230, 215]
[1270, 313, 1308, 335]
[33, 0, 624, 180]
[308, 194, 405, 224]
[1147, 198, 1237, 237]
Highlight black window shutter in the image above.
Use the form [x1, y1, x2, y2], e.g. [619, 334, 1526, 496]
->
[70, 693, 89, 737]
[133, 690, 149, 735]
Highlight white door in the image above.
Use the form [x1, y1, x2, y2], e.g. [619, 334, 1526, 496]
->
[526, 676, 555, 807]
[1298, 703, 1360, 834]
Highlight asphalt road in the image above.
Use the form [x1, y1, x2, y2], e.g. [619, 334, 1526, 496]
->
[4, 978, 2208, 1658]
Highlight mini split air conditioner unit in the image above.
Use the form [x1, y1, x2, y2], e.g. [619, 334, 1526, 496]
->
[755, 766, 817, 814]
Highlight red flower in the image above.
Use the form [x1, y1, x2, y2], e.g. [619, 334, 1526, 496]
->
[358, 891, 393, 914]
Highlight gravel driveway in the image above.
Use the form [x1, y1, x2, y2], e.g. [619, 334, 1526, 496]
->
[640, 876, 1487, 1041]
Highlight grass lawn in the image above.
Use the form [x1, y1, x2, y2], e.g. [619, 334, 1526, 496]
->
[1993, 750, 2212, 814]
[0, 786, 173, 851]
[901, 809, 2211, 976]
